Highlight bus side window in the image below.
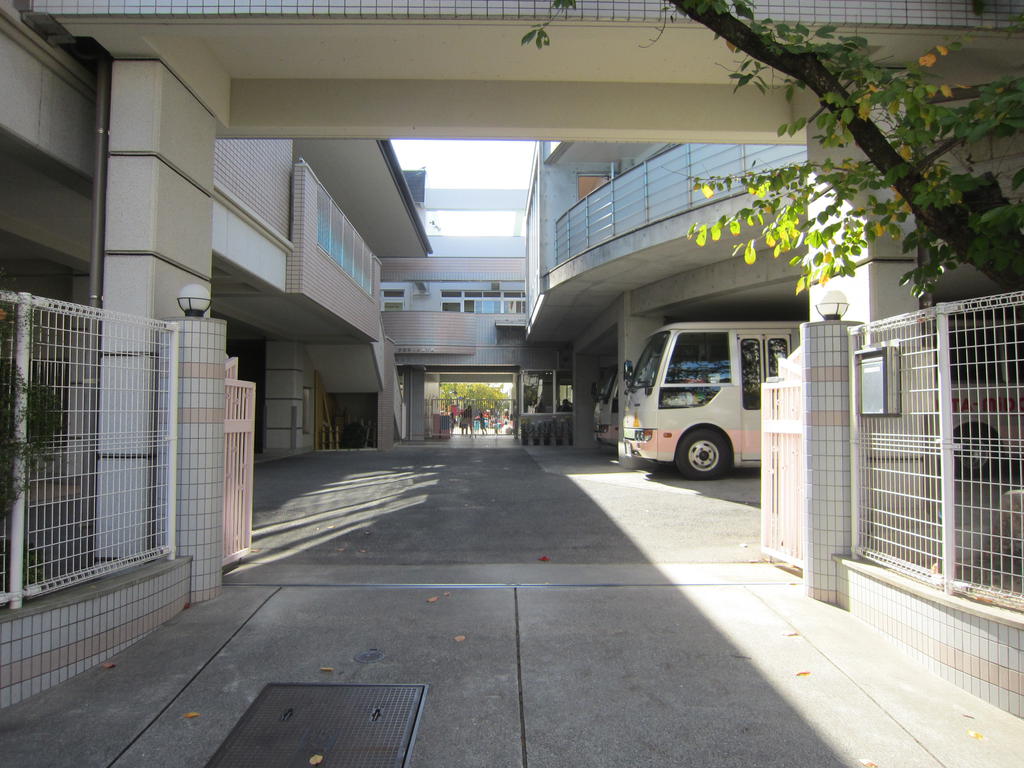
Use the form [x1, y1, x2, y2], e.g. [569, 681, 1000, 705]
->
[741, 338, 762, 410]
[766, 338, 789, 378]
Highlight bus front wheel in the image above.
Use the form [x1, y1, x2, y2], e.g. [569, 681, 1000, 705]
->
[675, 429, 731, 480]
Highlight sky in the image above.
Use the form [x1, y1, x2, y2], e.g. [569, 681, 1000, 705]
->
[392, 139, 535, 190]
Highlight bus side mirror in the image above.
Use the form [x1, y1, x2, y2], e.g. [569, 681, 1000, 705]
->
[623, 360, 634, 388]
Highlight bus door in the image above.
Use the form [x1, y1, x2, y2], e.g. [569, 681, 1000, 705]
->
[737, 334, 792, 460]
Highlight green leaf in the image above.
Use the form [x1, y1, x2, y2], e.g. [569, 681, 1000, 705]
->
[744, 240, 757, 264]
[695, 226, 708, 247]
[729, 220, 741, 236]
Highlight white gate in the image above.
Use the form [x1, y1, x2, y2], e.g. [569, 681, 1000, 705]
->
[761, 348, 804, 569]
[223, 358, 255, 566]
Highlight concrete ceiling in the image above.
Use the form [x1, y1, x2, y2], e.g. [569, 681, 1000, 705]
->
[547, 142, 664, 165]
[212, 256, 374, 344]
[293, 139, 429, 259]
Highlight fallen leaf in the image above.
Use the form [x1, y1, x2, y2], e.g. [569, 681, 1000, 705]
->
[426, 596, 440, 603]
[358, 549, 368, 553]
[858, 760, 878, 767]
[101, 662, 116, 669]
[967, 730, 986, 740]
[538, 556, 550, 562]
[183, 712, 201, 719]
[963, 714, 976, 719]
[919, 53, 937, 67]
[443, 591, 452, 597]
[309, 755, 325, 766]
[454, 635, 466, 642]
[783, 632, 799, 638]
[335, 547, 347, 552]
[319, 667, 334, 672]
[795, 671, 812, 677]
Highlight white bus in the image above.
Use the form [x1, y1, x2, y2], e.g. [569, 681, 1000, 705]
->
[622, 322, 799, 479]
[592, 368, 619, 446]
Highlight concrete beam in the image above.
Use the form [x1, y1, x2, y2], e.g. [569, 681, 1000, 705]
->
[227, 79, 793, 142]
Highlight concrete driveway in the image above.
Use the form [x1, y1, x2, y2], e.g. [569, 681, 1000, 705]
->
[3, 442, 1023, 768]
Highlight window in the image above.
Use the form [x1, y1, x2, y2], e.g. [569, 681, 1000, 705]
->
[741, 338, 762, 410]
[766, 337, 789, 378]
[633, 332, 670, 389]
[434, 288, 527, 314]
[382, 289, 405, 312]
[664, 333, 731, 385]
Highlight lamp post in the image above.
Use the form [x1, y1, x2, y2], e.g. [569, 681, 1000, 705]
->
[177, 283, 211, 318]
[815, 290, 850, 321]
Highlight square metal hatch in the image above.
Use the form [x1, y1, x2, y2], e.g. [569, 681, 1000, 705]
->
[204, 683, 427, 768]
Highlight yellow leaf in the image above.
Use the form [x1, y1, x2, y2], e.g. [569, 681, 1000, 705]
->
[858, 101, 871, 120]
[701, 184, 714, 199]
[795, 671, 812, 677]
[858, 761, 878, 767]
[874, 222, 885, 237]
[183, 712, 201, 719]
[426, 596, 439, 603]
[940, 84, 953, 99]
[783, 632, 799, 637]
[937, 44, 949, 56]
[967, 730, 986, 740]
[454, 635, 467, 642]
[725, 41, 737, 53]
[319, 667, 334, 672]
[309, 755, 325, 766]
[898, 145, 913, 161]
[919, 53, 937, 67]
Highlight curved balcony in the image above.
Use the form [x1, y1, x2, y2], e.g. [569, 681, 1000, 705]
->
[554, 143, 805, 267]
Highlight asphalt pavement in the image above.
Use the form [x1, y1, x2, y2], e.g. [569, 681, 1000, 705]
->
[2, 440, 1022, 767]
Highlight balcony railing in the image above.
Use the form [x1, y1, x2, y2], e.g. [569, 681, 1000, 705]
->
[553, 143, 805, 267]
[26, 1, 1024, 28]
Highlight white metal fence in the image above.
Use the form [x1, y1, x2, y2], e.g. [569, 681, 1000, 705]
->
[554, 143, 806, 265]
[853, 292, 1024, 607]
[761, 347, 804, 569]
[1, 292, 178, 608]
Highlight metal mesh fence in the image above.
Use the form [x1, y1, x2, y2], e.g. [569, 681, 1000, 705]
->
[1, 292, 177, 606]
[853, 292, 1024, 607]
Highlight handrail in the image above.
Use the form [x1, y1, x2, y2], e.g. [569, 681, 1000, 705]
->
[553, 143, 806, 266]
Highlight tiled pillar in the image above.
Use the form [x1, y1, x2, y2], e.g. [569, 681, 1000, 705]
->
[802, 321, 858, 604]
[405, 368, 426, 442]
[171, 317, 226, 603]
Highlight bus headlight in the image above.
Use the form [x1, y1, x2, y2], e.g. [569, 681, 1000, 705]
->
[637, 429, 655, 442]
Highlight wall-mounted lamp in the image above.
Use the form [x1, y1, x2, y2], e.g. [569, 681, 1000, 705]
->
[177, 283, 211, 318]
[815, 290, 849, 321]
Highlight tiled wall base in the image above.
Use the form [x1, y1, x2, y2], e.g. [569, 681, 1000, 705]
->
[0, 557, 191, 708]
[838, 558, 1024, 718]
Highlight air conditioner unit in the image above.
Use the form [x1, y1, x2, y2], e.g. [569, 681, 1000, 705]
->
[414, 281, 430, 296]
[490, 282, 501, 291]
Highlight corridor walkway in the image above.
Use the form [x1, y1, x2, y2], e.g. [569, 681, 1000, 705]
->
[2, 444, 1022, 767]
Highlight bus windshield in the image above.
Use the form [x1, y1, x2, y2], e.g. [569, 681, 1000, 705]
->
[597, 369, 616, 402]
[633, 332, 670, 389]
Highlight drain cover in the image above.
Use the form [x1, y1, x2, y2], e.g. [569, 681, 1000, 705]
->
[205, 683, 427, 768]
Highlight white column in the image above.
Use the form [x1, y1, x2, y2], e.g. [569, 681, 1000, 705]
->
[103, 60, 216, 319]
[169, 317, 226, 604]
[801, 320, 858, 604]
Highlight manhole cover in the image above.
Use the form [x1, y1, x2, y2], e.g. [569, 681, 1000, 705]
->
[205, 683, 427, 768]
[354, 649, 385, 664]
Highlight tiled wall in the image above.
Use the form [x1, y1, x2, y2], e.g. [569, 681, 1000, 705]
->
[380, 257, 525, 282]
[213, 139, 293, 241]
[841, 560, 1024, 718]
[0, 558, 191, 708]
